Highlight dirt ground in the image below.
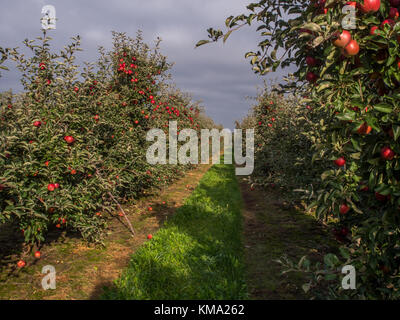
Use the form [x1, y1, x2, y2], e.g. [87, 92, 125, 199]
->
[239, 177, 335, 299]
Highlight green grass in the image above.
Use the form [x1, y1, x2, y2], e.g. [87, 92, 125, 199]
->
[102, 161, 247, 300]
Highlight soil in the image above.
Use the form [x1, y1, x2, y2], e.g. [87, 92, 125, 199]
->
[238, 177, 336, 300]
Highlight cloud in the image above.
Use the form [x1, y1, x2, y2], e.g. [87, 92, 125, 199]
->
[0, 0, 288, 128]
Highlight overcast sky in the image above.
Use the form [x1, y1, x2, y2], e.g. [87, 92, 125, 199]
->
[0, 0, 289, 128]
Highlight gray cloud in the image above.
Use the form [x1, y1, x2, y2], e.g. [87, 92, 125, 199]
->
[0, 0, 289, 128]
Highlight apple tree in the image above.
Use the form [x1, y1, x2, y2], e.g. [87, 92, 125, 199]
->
[198, 0, 400, 298]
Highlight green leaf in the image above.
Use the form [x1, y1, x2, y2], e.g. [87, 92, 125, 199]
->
[373, 103, 392, 113]
[324, 253, 340, 268]
[336, 112, 355, 121]
[393, 125, 400, 141]
[225, 16, 234, 28]
[324, 273, 337, 281]
[375, 184, 391, 196]
[321, 170, 334, 181]
[317, 81, 333, 92]
[223, 30, 233, 43]
[339, 247, 350, 259]
[195, 40, 210, 47]
[320, 48, 337, 77]
[302, 22, 322, 33]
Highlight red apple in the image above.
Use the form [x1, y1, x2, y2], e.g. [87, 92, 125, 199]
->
[147, 234, 153, 239]
[344, 40, 360, 56]
[64, 136, 75, 144]
[346, 2, 357, 8]
[306, 71, 318, 83]
[17, 260, 26, 268]
[389, 7, 399, 19]
[381, 19, 395, 28]
[357, 122, 372, 134]
[332, 30, 352, 48]
[334, 157, 346, 167]
[360, 0, 381, 13]
[370, 26, 379, 35]
[306, 56, 318, 67]
[381, 146, 395, 160]
[340, 203, 350, 214]
[33, 121, 41, 127]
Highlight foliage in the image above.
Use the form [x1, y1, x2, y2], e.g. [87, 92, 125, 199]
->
[237, 82, 328, 198]
[0, 30, 214, 245]
[199, 0, 400, 299]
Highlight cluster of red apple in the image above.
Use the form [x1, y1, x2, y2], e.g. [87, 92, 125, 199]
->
[117, 57, 138, 75]
[17, 251, 41, 269]
[116, 52, 201, 131]
[304, 0, 400, 84]
[116, 53, 158, 87]
[334, 146, 395, 167]
[257, 101, 277, 128]
[333, 143, 396, 214]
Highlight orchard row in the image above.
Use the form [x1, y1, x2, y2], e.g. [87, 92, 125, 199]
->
[0, 31, 216, 248]
[200, 0, 400, 299]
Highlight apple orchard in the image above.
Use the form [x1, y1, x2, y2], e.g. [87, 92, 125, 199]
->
[0, 31, 216, 264]
[2, 0, 400, 300]
[198, 0, 400, 299]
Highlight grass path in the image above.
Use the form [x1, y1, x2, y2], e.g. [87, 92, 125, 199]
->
[100, 163, 336, 300]
[102, 162, 247, 300]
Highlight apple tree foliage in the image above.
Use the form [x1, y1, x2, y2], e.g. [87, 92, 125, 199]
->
[0, 30, 213, 247]
[198, 0, 400, 299]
